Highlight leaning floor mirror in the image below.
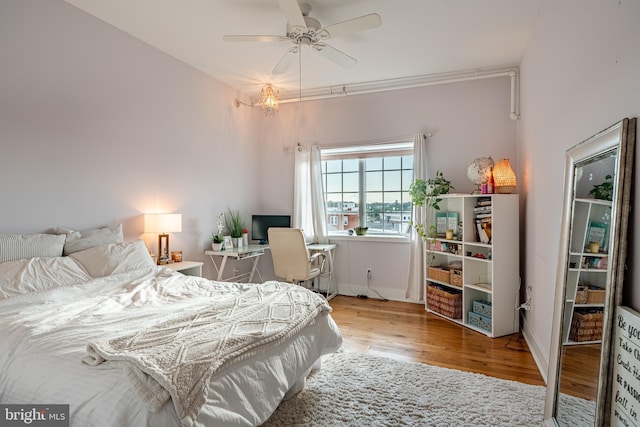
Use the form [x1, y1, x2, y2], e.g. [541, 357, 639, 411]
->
[544, 117, 636, 426]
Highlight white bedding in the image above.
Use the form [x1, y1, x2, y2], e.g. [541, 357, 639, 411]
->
[0, 256, 342, 426]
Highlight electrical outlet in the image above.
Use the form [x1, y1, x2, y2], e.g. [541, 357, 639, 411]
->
[367, 268, 372, 279]
[233, 268, 239, 276]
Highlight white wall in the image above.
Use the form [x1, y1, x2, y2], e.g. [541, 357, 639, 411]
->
[254, 77, 518, 299]
[518, 0, 640, 377]
[0, 0, 267, 279]
[2, 1, 531, 326]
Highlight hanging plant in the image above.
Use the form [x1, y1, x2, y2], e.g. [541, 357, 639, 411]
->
[410, 171, 454, 261]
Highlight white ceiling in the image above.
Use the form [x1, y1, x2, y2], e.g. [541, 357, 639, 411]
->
[64, 0, 543, 102]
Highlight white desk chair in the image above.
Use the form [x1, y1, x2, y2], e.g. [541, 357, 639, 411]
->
[267, 228, 326, 286]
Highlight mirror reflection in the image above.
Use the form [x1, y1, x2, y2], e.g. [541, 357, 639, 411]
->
[556, 151, 617, 425]
[544, 117, 635, 427]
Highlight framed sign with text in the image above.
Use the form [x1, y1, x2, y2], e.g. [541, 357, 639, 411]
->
[611, 306, 640, 426]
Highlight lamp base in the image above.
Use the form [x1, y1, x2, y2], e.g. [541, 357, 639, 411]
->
[158, 233, 170, 265]
[495, 186, 516, 194]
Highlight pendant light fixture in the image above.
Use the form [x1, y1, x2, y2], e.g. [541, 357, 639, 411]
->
[260, 84, 279, 116]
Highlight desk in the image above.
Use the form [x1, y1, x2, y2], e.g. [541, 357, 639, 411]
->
[204, 245, 267, 282]
[307, 243, 337, 301]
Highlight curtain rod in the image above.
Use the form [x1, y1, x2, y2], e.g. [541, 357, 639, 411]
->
[318, 133, 432, 150]
[283, 134, 432, 153]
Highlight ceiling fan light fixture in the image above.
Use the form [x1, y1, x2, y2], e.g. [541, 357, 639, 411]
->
[260, 84, 279, 116]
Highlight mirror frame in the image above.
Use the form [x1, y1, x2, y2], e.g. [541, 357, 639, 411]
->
[544, 118, 636, 426]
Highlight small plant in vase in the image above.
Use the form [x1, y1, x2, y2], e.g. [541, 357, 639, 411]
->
[224, 208, 246, 248]
[210, 233, 223, 251]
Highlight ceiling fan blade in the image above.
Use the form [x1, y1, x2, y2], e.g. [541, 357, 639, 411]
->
[312, 43, 357, 68]
[223, 35, 288, 42]
[320, 13, 382, 39]
[277, 0, 307, 29]
[272, 47, 299, 74]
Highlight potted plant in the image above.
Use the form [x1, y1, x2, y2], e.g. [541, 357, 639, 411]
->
[589, 174, 614, 201]
[224, 208, 245, 248]
[354, 226, 368, 236]
[409, 170, 454, 239]
[211, 233, 223, 251]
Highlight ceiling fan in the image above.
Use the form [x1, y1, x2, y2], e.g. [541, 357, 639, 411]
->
[223, 0, 382, 74]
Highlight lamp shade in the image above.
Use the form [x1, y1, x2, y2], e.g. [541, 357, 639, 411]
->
[144, 213, 182, 233]
[493, 159, 517, 194]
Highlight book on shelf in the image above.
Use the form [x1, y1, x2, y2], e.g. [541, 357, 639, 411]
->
[435, 211, 460, 237]
[476, 197, 492, 207]
[476, 218, 492, 244]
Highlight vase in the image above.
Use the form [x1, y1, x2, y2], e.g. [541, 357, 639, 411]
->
[233, 237, 243, 249]
[242, 233, 249, 247]
[211, 242, 223, 251]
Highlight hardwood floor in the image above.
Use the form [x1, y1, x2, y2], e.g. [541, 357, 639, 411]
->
[328, 295, 546, 387]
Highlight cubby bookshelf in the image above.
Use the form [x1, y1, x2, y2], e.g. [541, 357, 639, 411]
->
[423, 194, 520, 338]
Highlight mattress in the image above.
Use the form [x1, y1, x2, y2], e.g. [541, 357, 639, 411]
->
[0, 252, 342, 426]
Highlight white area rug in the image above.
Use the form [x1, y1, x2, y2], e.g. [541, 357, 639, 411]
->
[263, 351, 594, 426]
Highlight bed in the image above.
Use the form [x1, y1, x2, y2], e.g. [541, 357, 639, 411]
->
[0, 231, 343, 427]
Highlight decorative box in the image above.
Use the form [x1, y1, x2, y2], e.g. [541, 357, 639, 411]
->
[468, 311, 492, 332]
[472, 300, 492, 318]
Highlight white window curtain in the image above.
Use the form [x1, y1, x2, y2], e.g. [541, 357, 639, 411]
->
[406, 133, 428, 301]
[293, 145, 329, 244]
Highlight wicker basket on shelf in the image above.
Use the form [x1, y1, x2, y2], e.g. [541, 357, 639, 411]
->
[569, 310, 603, 342]
[427, 266, 450, 284]
[450, 269, 463, 287]
[427, 284, 462, 319]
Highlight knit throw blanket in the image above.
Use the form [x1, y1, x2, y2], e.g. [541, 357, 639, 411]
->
[82, 281, 331, 427]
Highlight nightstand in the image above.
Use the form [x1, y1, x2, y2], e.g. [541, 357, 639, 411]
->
[165, 261, 204, 277]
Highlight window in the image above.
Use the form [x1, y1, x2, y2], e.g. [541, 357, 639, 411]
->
[321, 142, 414, 236]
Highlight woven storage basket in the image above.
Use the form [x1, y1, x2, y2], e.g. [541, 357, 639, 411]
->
[428, 266, 450, 284]
[575, 286, 588, 304]
[569, 310, 603, 342]
[587, 288, 605, 304]
[427, 284, 462, 319]
[450, 269, 463, 287]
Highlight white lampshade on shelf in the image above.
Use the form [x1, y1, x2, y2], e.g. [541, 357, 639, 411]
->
[493, 159, 517, 194]
[144, 213, 182, 264]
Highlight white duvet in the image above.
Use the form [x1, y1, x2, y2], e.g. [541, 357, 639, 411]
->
[0, 261, 342, 426]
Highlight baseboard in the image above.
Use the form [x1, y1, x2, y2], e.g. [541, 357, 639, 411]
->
[520, 313, 549, 384]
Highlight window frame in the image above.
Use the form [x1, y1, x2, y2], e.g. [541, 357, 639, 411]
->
[321, 142, 414, 238]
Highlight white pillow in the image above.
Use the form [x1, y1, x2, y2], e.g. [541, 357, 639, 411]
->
[0, 257, 92, 299]
[56, 224, 123, 255]
[69, 239, 155, 278]
[0, 234, 66, 263]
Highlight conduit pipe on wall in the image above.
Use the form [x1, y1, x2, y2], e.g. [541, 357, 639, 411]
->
[254, 67, 521, 120]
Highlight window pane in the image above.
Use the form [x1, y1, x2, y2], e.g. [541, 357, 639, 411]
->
[343, 172, 359, 192]
[326, 174, 342, 193]
[402, 170, 413, 191]
[365, 157, 382, 171]
[384, 170, 402, 191]
[325, 194, 343, 212]
[342, 158, 359, 172]
[326, 159, 342, 173]
[366, 171, 382, 192]
[402, 155, 414, 169]
[384, 156, 402, 170]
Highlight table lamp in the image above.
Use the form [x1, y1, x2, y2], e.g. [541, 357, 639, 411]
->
[144, 213, 182, 265]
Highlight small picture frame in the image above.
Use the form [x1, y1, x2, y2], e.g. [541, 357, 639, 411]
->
[223, 236, 233, 250]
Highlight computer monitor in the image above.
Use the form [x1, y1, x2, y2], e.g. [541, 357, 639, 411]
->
[251, 215, 291, 244]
